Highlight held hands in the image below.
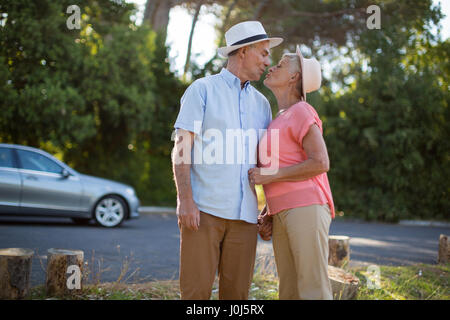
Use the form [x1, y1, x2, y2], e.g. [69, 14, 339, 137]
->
[257, 205, 273, 241]
[177, 198, 200, 231]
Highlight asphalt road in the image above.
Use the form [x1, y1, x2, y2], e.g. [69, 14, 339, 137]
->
[0, 213, 448, 287]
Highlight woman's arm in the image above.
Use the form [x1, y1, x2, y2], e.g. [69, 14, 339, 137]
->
[249, 124, 329, 184]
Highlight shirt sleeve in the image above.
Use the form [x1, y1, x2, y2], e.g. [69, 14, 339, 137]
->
[174, 80, 206, 135]
[294, 103, 322, 147]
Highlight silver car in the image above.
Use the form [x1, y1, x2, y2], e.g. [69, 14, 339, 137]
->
[0, 143, 140, 227]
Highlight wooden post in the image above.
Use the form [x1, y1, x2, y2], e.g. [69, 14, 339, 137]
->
[0, 248, 34, 299]
[328, 235, 350, 268]
[328, 265, 360, 300]
[46, 248, 84, 297]
[438, 234, 449, 264]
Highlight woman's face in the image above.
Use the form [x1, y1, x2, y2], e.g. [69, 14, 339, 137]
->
[263, 57, 295, 90]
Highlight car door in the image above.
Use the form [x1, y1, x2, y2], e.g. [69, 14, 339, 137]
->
[0, 147, 22, 214]
[16, 148, 83, 215]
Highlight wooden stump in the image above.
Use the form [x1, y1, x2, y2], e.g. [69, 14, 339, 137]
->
[46, 248, 84, 297]
[438, 234, 449, 264]
[328, 235, 350, 268]
[328, 265, 360, 300]
[0, 248, 34, 299]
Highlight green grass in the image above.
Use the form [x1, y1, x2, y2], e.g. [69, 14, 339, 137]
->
[352, 263, 450, 300]
[26, 263, 449, 300]
[27, 280, 181, 300]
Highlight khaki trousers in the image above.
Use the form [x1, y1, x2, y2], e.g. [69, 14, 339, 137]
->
[179, 212, 258, 300]
[272, 204, 333, 300]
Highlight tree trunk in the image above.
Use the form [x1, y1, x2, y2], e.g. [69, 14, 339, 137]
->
[183, 1, 203, 80]
[218, 0, 238, 48]
[328, 235, 350, 268]
[201, 0, 238, 70]
[438, 234, 449, 264]
[328, 265, 360, 300]
[143, 0, 173, 40]
[252, 0, 269, 20]
[143, 0, 157, 23]
[46, 249, 84, 297]
[0, 248, 34, 299]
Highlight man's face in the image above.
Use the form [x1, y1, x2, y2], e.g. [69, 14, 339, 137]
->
[241, 41, 271, 81]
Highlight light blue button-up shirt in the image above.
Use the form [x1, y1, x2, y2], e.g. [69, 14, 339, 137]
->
[174, 68, 272, 224]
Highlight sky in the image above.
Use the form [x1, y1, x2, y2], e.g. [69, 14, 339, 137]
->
[127, 0, 450, 77]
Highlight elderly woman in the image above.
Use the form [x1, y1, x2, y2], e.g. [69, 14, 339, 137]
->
[248, 45, 335, 300]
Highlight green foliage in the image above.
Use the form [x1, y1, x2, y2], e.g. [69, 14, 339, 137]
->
[217, 0, 449, 221]
[318, 9, 449, 221]
[0, 0, 93, 146]
[0, 0, 184, 205]
[1, 0, 448, 218]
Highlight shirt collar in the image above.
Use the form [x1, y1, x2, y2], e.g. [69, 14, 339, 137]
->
[220, 68, 250, 90]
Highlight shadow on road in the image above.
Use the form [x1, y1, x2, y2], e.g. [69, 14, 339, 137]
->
[0, 216, 140, 229]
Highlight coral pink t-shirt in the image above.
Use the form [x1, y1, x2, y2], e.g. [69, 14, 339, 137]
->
[258, 101, 335, 218]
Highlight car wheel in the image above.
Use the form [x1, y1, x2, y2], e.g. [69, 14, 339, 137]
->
[71, 218, 91, 225]
[94, 195, 127, 228]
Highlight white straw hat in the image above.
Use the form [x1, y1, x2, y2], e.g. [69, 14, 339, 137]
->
[296, 45, 322, 101]
[218, 21, 283, 57]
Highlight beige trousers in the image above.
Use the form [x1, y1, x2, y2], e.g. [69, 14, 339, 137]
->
[179, 212, 258, 300]
[272, 204, 333, 300]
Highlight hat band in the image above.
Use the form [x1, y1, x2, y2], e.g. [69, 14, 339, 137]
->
[230, 34, 268, 46]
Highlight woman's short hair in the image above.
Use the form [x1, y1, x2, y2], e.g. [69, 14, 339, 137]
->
[282, 53, 303, 99]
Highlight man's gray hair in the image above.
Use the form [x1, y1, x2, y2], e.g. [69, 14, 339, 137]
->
[228, 43, 257, 57]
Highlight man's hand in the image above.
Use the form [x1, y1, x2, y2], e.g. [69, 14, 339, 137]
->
[257, 205, 272, 241]
[258, 221, 272, 240]
[177, 198, 200, 231]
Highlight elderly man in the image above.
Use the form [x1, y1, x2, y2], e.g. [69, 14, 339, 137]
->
[172, 21, 282, 300]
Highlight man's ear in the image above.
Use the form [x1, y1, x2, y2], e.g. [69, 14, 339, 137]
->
[239, 46, 248, 58]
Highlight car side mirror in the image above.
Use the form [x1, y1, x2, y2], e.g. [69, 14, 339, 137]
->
[61, 169, 71, 178]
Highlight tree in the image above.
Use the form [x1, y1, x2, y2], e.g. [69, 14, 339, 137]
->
[143, 0, 175, 38]
[183, 1, 203, 81]
[0, 0, 185, 205]
[143, 0, 229, 78]
[317, 3, 449, 221]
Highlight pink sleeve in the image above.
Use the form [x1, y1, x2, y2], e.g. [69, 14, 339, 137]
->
[294, 104, 322, 147]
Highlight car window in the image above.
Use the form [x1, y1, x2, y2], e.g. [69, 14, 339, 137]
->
[17, 149, 63, 174]
[0, 147, 14, 168]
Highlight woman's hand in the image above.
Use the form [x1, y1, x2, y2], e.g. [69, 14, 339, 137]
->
[248, 168, 276, 185]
